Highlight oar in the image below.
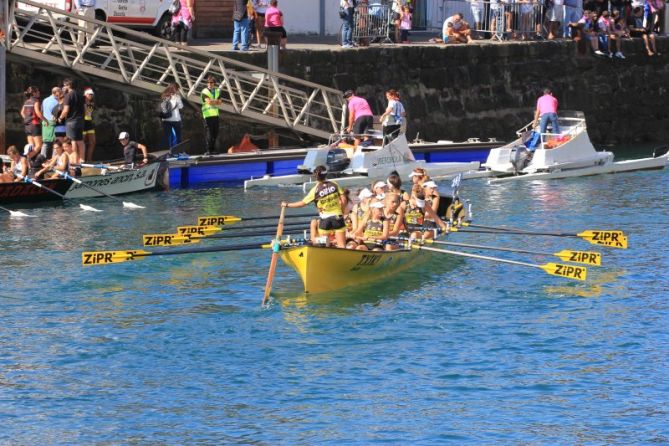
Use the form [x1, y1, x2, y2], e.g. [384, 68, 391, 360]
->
[420, 239, 601, 266]
[52, 170, 145, 209]
[173, 222, 309, 237]
[412, 244, 588, 281]
[82, 241, 274, 266]
[452, 226, 628, 249]
[77, 163, 122, 170]
[21, 176, 101, 212]
[262, 206, 286, 306]
[0, 205, 34, 218]
[197, 212, 315, 226]
[143, 228, 308, 247]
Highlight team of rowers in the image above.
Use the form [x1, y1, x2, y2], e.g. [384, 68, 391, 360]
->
[281, 165, 465, 251]
[0, 139, 81, 183]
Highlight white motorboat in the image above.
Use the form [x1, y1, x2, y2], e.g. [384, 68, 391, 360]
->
[244, 133, 480, 189]
[480, 111, 668, 182]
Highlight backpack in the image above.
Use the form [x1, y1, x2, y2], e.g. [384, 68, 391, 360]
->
[159, 98, 174, 119]
[169, 0, 181, 15]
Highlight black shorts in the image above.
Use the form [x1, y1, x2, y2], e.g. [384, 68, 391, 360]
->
[265, 26, 287, 38]
[66, 119, 84, 141]
[353, 115, 374, 136]
[24, 123, 40, 136]
[319, 215, 346, 232]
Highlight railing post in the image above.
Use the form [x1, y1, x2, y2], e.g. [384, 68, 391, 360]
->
[265, 30, 282, 149]
[0, 0, 8, 152]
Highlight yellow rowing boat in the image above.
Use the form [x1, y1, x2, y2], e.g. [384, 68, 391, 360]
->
[279, 244, 430, 294]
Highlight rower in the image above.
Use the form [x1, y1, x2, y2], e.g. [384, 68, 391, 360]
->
[384, 193, 405, 238]
[422, 180, 441, 231]
[400, 185, 447, 240]
[34, 142, 69, 179]
[0, 146, 29, 183]
[407, 167, 429, 200]
[352, 201, 389, 251]
[350, 187, 373, 237]
[118, 131, 149, 168]
[282, 165, 347, 248]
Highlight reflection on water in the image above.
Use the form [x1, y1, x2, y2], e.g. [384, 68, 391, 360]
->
[0, 168, 668, 444]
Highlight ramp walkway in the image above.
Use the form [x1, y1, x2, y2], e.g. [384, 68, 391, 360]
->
[5, 0, 346, 140]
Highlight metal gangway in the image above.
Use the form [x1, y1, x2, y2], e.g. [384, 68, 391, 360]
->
[3, 0, 346, 140]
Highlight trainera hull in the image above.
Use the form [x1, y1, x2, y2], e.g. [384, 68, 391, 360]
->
[279, 245, 424, 294]
[65, 162, 162, 198]
[0, 178, 71, 204]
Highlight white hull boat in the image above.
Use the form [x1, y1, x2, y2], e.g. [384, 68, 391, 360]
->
[65, 162, 164, 198]
[479, 112, 668, 183]
[244, 134, 480, 189]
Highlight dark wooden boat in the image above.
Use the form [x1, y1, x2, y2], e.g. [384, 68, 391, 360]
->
[0, 179, 72, 204]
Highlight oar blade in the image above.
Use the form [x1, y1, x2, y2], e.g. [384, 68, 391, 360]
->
[197, 215, 241, 226]
[554, 250, 602, 266]
[142, 233, 199, 247]
[176, 225, 221, 237]
[578, 230, 628, 249]
[9, 211, 34, 218]
[80, 204, 103, 212]
[82, 250, 147, 266]
[123, 202, 145, 209]
[541, 263, 587, 281]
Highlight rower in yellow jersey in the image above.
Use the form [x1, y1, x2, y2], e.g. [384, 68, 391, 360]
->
[282, 165, 348, 248]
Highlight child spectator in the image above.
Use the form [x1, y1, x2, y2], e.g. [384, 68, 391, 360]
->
[399, 5, 412, 43]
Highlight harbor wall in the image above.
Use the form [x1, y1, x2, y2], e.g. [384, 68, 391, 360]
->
[4, 37, 668, 160]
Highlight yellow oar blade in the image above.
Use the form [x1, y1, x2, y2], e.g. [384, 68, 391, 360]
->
[578, 230, 628, 248]
[554, 250, 602, 266]
[197, 215, 241, 226]
[82, 250, 148, 266]
[541, 263, 587, 281]
[142, 233, 199, 247]
[176, 225, 221, 237]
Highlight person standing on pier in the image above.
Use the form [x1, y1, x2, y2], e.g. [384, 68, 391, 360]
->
[232, 0, 250, 51]
[532, 88, 560, 136]
[83, 88, 96, 161]
[172, 0, 195, 45]
[201, 76, 222, 155]
[58, 78, 86, 164]
[20, 86, 46, 161]
[41, 86, 61, 159]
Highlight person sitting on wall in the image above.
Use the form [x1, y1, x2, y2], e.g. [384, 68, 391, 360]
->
[443, 13, 474, 44]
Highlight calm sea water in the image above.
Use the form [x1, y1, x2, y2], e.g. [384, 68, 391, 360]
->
[1, 167, 668, 445]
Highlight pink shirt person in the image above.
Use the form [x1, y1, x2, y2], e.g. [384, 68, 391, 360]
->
[536, 93, 558, 114]
[348, 95, 374, 118]
[265, 6, 283, 27]
[533, 89, 560, 135]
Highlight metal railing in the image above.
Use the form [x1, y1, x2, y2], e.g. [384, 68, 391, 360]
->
[428, 0, 547, 40]
[6, 0, 346, 140]
[352, 2, 394, 44]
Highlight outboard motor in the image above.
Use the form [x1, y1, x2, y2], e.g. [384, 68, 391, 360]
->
[326, 148, 350, 174]
[653, 145, 668, 158]
[510, 145, 532, 174]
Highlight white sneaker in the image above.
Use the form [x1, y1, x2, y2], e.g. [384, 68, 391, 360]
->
[594, 50, 605, 56]
[615, 51, 625, 59]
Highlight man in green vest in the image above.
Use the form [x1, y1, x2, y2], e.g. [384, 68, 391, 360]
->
[201, 76, 222, 155]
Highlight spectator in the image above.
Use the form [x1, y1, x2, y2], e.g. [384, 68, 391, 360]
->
[379, 89, 406, 143]
[201, 76, 222, 155]
[577, 9, 601, 54]
[344, 89, 374, 148]
[52, 89, 67, 143]
[532, 88, 560, 136]
[253, 0, 269, 47]
[247, 1, 260, 48]
[399, 5, 412, 43]
[644, 0, 664, 34]
[519, 0, 535, 39]
[340, 0, 356, 48]
[160, 83, 184, 154]
[172, 0, 195, 45]
[264, 0, 287, 50]
[627, 5, 658, 55]
[83, 88, 96, 161]
[41, 86, 60, 159]
[564, 0, 584, 37]
[504, 0, 517, 39]
[547, 0, 564, 39]
[20, 86, 46, 159]
[58, 78, 86, 164]
[392, 0, 403, 43]
[75, 0, 96, 46]
[233, 0, 250, 51]
[443, 13, 474, 43]
[469, 0, 484, 39]
[597, 10, 620, 57]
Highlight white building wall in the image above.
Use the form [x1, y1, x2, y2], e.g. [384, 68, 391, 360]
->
[278, 0, 351, 35]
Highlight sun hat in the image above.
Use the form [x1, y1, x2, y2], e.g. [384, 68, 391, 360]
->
[373, 181, 387, 190]
[408, 169, 426, 178]
[422, 181, 438, 189]
[358, 188, 373, 200]
[370, 201, 385, 209]
[84, 88, 94, 96]
[118, 131, 130, 140]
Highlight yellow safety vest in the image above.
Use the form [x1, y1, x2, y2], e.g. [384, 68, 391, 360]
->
[201, 88, 221, 118]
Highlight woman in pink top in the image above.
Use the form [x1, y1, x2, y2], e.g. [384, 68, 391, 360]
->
[532, 88, 560, 136]
[171, 0, 195, 44]
[264, 0, 287, 49]
[344, 89, 374, 147]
